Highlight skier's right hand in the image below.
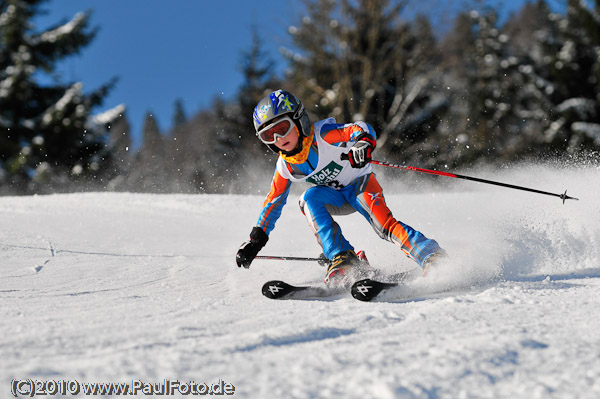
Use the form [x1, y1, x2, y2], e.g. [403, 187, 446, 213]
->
[236, 226, 268, 268]
[236, 241, 260, 268]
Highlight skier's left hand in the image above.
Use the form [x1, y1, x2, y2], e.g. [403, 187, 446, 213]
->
[347, 136, 376, 168]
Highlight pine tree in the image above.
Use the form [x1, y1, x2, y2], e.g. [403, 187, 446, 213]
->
[235, 26, 279, 169]
[282, 0, 448, 165]
[211, 26, 280, 192]
[172, 98, 186, 128]
[129, 112, 170, 192]
[511, 0, 600, 156]
[548, 0, 600, 153]
[0, 0, 119, 193]
[439, 7, 550, 167]
[169, 98, 186, 181]
[105, 109, 131, 191]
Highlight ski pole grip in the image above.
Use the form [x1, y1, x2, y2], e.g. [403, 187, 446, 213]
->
[340, 153, 349, 161]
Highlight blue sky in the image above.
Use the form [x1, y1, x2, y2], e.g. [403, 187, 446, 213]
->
[33, 0, 297, 148]
[32, 0, 536, 149]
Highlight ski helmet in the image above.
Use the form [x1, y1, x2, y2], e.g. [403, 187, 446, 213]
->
[253, 89, 311, 153]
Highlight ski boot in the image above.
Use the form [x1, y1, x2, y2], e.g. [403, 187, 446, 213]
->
[422, 251, 448, 277]
[324, 249, 369, 287]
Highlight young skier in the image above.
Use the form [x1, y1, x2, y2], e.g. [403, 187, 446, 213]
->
[236, 89, 446, 285]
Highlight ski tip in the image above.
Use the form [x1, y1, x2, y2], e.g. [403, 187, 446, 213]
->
[262, 280, 298, 300]
[351, 278, 395, 302]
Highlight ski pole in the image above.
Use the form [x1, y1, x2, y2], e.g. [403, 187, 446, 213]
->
[340, 154, 579, 203]
[255, 255, 329, 266]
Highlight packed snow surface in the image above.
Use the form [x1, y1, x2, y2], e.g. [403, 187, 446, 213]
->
[1, 163, 599, 398]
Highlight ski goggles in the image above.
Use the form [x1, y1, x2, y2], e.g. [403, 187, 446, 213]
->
[256, 115, 296, 144]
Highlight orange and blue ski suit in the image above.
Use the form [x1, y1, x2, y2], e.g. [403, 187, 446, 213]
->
[256, 117, 443, 267]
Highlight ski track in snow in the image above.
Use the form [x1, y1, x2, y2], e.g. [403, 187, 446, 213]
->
[1, 164, 599, 398]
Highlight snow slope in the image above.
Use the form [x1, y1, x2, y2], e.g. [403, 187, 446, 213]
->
[1, 163, 599, 398]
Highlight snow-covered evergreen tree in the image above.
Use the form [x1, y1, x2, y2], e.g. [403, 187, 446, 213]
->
[546, 0, 600, 152]
[0, 0, 120, 193]
[440, 9, 538, 166]
[509, 0, 600, 156]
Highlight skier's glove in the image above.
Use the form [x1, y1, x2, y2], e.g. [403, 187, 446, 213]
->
[236, 226, 269, 268]
[347, 134, 376, 168]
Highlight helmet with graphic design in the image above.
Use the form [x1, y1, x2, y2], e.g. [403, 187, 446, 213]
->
[252, 89, 311, 153]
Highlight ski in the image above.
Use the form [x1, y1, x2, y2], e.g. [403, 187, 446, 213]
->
[351, 278, 400, 301]
[351, 268, 424, 301]
[262, 269, 419, 300]
[261, 280, 343, 300]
